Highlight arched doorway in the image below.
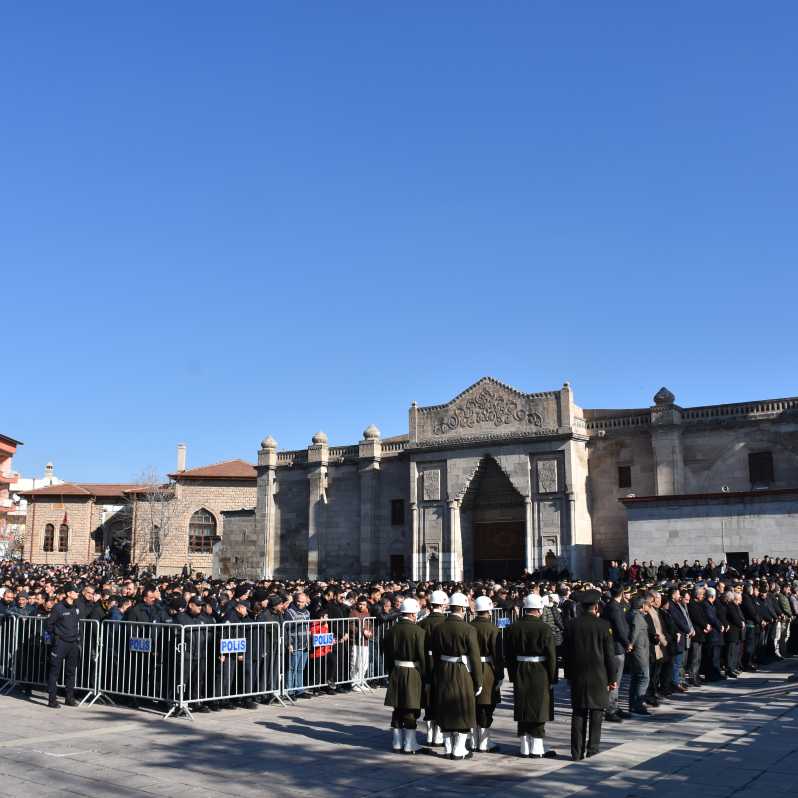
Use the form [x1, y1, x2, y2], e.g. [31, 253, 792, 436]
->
[461, 457, 525, 579]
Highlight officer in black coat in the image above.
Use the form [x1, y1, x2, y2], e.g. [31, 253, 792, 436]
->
[600, 585, 631, 722]
[564, 590, 616, 761]
[46, 583, 81, 708]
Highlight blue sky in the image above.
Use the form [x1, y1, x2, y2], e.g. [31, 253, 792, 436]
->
[3, 2, 797, 482]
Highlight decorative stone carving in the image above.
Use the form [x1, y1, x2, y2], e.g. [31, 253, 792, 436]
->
[423, 469, 441, 501]
[432, 387, 543, 436]
[653, 387, 676, 406]
[536, 460, 558, 494]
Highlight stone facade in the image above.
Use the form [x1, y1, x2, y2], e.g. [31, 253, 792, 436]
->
[220, 377, 798, 581]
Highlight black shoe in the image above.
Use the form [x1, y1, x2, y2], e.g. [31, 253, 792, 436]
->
[531, 750, 558, 759]
[630, 705, 652, 716]
[645, 697, 660, 707]
[298, 692, 313, 699]
[48, 699, 60, 708]
[241, 699, 259, 710]
[64, 697, 79, 708]
[616, 710, 631, 719]
[727, 671, 738, 679]
[194, 704, 211, 713]
[604, 713, 623, 723]
[208, 703, 222, 712]
[450, 752, 473, 761]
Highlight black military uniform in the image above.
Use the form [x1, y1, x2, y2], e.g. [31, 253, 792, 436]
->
[384, 615, 428, 752]
[46, 584, 81, 708]
[563, 590, 616, 761]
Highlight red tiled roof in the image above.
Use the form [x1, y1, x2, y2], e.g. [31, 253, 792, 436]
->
[0, 433, 23, 446]
[18, 483, 142, 499]
[169, 459, 257, 481]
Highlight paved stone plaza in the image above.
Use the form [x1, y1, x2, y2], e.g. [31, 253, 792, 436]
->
[1, 663, 797, 798]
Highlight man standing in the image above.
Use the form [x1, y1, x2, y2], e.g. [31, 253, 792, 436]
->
[46, 583, 81, 708]
[470, 595, 505, 753]
[383, 598, 428, 754]
[505, 593, 557, 758]
[628, 595, 652, 715]
[284, 591, 311, 698]
[600, 585, 631, 722]
[687, 585, 711, 685]
[430, 592, 482, 761]
[564, 590, 616, 761]
[418, 590, 448, 748]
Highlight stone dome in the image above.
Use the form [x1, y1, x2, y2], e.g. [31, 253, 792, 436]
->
[653, 387, 676, 406]
[260, 435, 278, 450]
[312, 431, 328, 445]
[363, 424, 381, 440]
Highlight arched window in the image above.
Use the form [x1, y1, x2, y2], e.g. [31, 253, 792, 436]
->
[43, 523, 55, 552]
[58, 524, 69, 552]
[188, 509, 216, 554]
[148, 524, 161, 555]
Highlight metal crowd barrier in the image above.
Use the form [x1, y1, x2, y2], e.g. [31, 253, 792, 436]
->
[365, 616, 395, 685]
[0, 614, 16, 694]
[12, 616, 102, 705]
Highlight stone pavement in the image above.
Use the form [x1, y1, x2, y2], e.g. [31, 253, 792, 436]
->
[1, 662, 797, 798]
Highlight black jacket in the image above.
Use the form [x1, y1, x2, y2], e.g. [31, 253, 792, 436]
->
[46, 600, 81, 643]
[600, 599, 631, 654]
[688, 600, 710, 643]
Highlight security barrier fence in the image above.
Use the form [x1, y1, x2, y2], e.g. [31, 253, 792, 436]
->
[1, 611, 511, 718]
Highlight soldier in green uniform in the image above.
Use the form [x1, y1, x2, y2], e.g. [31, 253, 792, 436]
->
[563, 589, 617, 761]
[430, 592, 483, 760]
[418, 589, 448, 750]
[505, 593, 558, 758]
[470, 595, 505, 752]
[383, 598, 429, 754]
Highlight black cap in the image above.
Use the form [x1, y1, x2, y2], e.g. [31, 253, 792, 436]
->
[267, 596, 283, 608]
[188, 595, 205, 607]
[251, 589, 269, 603]
[62, 583, 79, 594]
[574, 589, 602, 605]
[169, 597, 186, 612]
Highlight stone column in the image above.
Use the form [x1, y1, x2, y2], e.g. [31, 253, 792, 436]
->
[410, 502, 419, 580]
[524, 496, 534, 573]
[650, 387, 685, 495]
[307, 432, 329, 580]
[359, 425, 382, 579]
[447, 498, 464, 581]
[257, 436, 278, 578]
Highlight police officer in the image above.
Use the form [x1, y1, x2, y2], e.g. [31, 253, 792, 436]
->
[46, 583, 81, 708]
[505, 593, 557, 758]
[417, 589, 448, 748]
[564, 589, 616, 761]
[383, 597, 428, 754]
[430, 592, 482, 761]
[470, 595, 505, 753]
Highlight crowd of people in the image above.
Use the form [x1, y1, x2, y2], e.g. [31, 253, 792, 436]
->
[1, 555, 797, 761]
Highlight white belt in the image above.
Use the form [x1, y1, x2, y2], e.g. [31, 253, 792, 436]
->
[517, 655, 545, 662]
[480, 656, 493, 663]
[395, 660, 418, 669]
[440, 654, 472, 673]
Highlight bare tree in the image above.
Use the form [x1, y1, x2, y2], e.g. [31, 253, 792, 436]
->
[131, 468, 178, 576]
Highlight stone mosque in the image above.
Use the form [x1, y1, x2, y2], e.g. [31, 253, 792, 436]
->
[219, 377, 798, 581]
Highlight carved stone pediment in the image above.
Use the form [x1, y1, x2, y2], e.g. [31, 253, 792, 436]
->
[412, 377, 561, 445]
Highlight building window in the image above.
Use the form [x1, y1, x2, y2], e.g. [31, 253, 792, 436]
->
[188, 509, 216, 554]
[43, 523, 55, 552]
[58, 524, 69, 552]
[618, 466, 632, 489]
[93, 530, 104, 555]
[390, 499, 405, 526]
[749, 452, 774, 485]
[148, 524, 161, 555]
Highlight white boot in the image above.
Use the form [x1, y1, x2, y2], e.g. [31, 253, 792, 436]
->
[433, 725, 444, 746]
[403, 728, 420, 754]
[426, 721, 435, 745]
[443, 733, 453, 756]
[452, 732, 469, 759]
[531, 737, 544, 756]
[392, 728, 402, 752]
[469, 727, 478, 751]
[520, 734, 531, 757]
[478, 727, 495, 752]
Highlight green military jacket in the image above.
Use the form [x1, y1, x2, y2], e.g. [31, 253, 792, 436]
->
[505, 614, 556, 723]
[383, 618, 427, 710]
[470, 615, 505, 706]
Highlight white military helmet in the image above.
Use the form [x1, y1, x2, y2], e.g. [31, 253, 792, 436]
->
[448, 592, 469, 608]
[399, 597, 420, 615]
[474, 596, 493, 612]
[430, 590, 449, 606]
[522, 593, 545, 610]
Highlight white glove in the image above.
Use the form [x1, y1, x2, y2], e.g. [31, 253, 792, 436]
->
[474, 686, 483, 697]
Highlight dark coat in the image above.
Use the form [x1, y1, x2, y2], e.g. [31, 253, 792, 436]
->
[601, 599, 631, 654]
[722, 600, 745, 643]
[505, 615, 556, 723]
[628, 610, 650, 668]
[470, 615, 505, 706]
[384, 618, 427, 710]
[564, 613, 615, 710]
[430, 615, 482, 731]
[688, 599, 710, 643]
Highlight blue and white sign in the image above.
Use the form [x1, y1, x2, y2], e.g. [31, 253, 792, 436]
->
[220, 637, 247, 655]
[496, 618, 511, 629]
[129, 637, 152, 653]
[313, 633, 335, 647]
